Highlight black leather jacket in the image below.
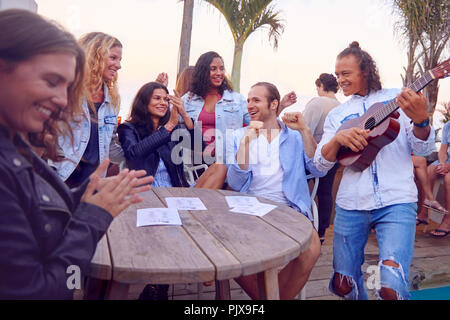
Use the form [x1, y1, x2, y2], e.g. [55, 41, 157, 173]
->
[0, 127, 112, 299]
[118, 122, 193, 187]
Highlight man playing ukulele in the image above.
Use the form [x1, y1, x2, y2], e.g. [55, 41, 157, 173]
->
[315, 42, 435, 300]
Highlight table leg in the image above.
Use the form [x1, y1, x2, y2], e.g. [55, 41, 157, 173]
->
[215, 280, 231, 300]
[104, 281, 130, 300]
[256, 268, 280, 300]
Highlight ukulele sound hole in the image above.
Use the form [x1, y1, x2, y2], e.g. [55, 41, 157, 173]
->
[364, 117, 376, 130]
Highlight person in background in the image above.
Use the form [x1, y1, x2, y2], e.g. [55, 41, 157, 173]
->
[0, 9, 152, 299]
[315, 41, 435, 300]
[302, 73, 341, 244]
[227, 82, 324, 300]
[53, 32, 125, 188]
[413, 154, 447, 227]
[175, 66, 195, 97]
[423, 119, 450, 237]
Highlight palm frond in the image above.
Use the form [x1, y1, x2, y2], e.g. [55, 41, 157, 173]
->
[248, 6, 284, 49]
[203, 0, 285, 91]
[204, 0, 284, 48]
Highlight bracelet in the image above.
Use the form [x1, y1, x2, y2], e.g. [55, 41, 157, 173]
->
[413, 118, 429, 128]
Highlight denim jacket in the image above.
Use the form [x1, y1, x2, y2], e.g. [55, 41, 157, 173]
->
[0, 127, 112, 299]
[227, 119, 326, 221]
[314, 88, 436, 211]
[53, 85, 124, 181]
[182, 90, 250, 164]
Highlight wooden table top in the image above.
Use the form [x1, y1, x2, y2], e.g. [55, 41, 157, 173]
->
[92, 187, 313, 286]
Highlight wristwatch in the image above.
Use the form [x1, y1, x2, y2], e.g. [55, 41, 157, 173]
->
[413, 118, 430, 128]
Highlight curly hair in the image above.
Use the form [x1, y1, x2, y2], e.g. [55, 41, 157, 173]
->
[337, 41, 382, 94]
[189, 51, 232, 98]
[78, 32, 122, 113]
[127, 82, 170, 137]
[315, 73, 339, 93]
[0, 9, 85, 161]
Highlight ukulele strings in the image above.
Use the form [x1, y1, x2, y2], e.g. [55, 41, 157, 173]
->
[364, 72, 434, 130]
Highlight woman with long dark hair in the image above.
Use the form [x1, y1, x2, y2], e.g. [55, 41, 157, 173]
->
[0, 9, 151, 299]
[117, 81, 195, 299]
[118, 82, 194, 187]
[183, 51, 250, 165]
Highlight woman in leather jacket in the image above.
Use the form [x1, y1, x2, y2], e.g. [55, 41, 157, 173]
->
[118, 82, 195, 187]
[0, 9, 151, 299]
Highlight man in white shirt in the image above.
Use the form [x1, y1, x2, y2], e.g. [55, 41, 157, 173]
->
[227, 82, 325, 299]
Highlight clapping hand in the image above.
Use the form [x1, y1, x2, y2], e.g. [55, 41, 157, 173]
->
[81, 159, 153, 218]
[155, 72, 169, 87]
[169, 89, 195, 130]
[164, 92, 181, 132]
[169, 90, 187, 117]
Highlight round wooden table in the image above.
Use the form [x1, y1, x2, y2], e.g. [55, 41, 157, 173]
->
[96, 187, 313, 300]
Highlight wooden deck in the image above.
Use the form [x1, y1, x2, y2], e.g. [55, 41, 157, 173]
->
[118, 218, 450, 300]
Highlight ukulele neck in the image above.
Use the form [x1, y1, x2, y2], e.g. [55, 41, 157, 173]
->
[373, 71, 434, 127]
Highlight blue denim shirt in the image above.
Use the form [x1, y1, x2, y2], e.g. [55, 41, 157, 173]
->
[53, 85, 124, 181]
[182, 90, 250, 164]
[227, 119, 326, 221]
[315, 88, 436, 211]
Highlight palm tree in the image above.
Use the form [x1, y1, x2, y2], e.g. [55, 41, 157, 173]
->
[392, 0, 450, 116]
[392, 0, 425, 86]
[177, 0, 195, 80]
[204, 0, 285, 92]
[418, 1, 450, 116]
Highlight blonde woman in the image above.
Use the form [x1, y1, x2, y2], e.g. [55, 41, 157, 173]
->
[53, 32, 125, 188]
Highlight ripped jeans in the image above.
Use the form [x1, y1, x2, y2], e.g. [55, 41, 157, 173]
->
[329, 203, 417, 300]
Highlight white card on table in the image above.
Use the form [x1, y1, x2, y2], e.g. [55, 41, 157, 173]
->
[225, 196, 261, 208]
[136, 208, 182, 227]
[165, 197, 207, 211]
[229, 203, 277, 217]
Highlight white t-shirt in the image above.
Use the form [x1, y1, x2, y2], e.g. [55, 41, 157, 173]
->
[247, 133, 290, 206]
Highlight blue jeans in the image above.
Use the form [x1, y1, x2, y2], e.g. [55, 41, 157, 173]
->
[329, 203, 417, 300]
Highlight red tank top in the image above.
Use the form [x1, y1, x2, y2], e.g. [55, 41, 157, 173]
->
[198, 94, 222, 156]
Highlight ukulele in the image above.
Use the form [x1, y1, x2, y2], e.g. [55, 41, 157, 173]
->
[337, 58, 450, 171]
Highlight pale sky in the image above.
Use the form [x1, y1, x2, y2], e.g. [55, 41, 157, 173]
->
[35, 0, 449, 126]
